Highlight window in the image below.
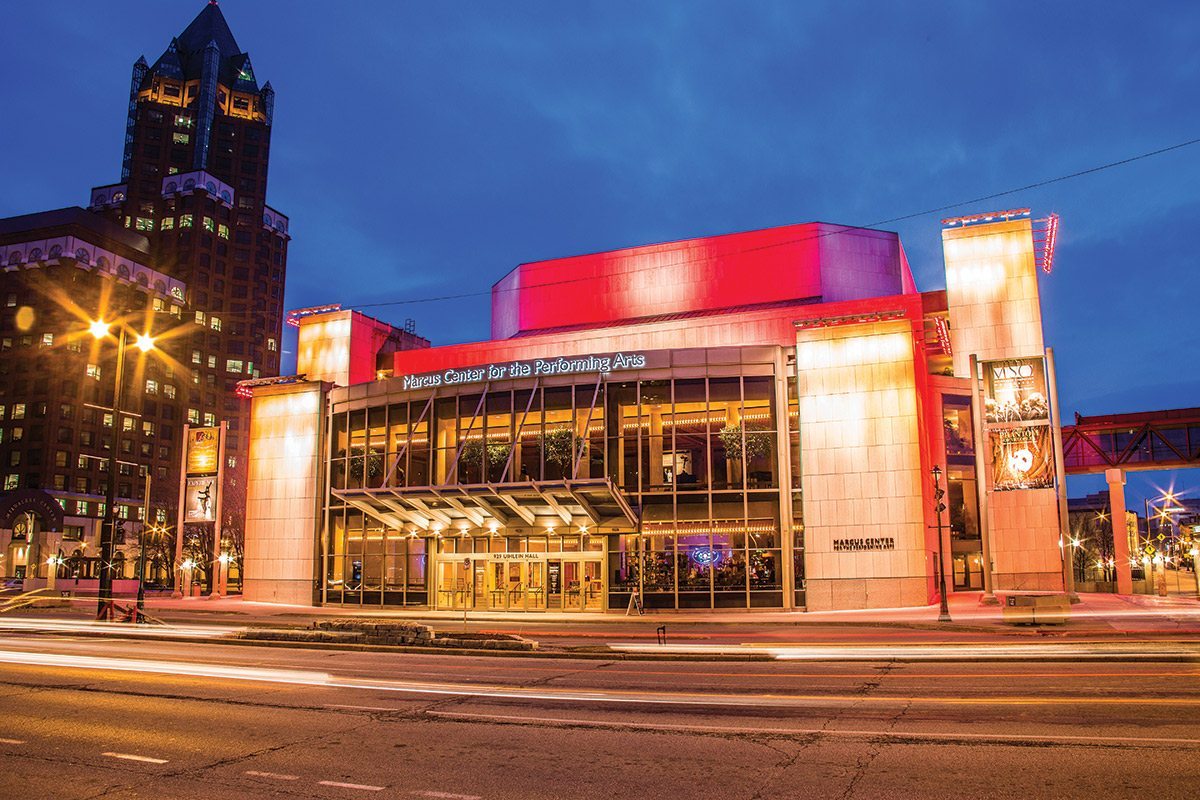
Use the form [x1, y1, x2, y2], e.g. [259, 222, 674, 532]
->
[161, 217, 175, 230]
[1, 338, 11, 351]
[12, 404, 25, 420]
[135, 217, 154, 231]
[142, 421, 155, 436]
[194, 311, 206, 326]
[203, 216, 215, 233]
[267, 337, 277, 352]
[103, 412, 113, 428]
[173, 132, 190, 145]
[191, 369, 200, 385]
[53, 475, 67, 491]
[6, 293, 17, 307]
[226, 359, 243, 373]
[175, 115, 193, 128]
[210, 316, 222, 331]
[187, 408, 200, 424]
[145, 380, 159, 395]
[180, 214, 193, 228]
[191, 350, 202, 364]
[80, 430, 93, 447]
[164, 384, 176, 400]
[40, 333, 54, 347]
[4, 475, 17, 491]
[77, 454, 88, 469]
[207, 355, 217, 369]
[67, 338, 81, 353]
[218, 224, 230, 240]
[86, 364, 101, 380]
[203, 412, 216, 427]
[59, 404, 72, 419]
[55, 451, 68, 467]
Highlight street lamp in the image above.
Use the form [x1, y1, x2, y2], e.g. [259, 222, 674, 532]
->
[90, 316, 156, 620]
[931, 465, 952, 622]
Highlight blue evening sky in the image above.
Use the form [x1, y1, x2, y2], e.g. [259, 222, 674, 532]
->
[2, 1, 1197, 504]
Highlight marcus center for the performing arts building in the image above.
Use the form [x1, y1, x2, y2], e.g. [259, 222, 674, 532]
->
[241, 210, 1072, 613]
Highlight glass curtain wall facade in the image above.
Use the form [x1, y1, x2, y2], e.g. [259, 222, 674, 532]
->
[322, 349, 799, 610]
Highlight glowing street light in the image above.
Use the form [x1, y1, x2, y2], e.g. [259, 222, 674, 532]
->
[88, 318, 110, 339]
[90, 314, 157, 620]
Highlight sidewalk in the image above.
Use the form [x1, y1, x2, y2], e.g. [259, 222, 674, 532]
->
[116, 590, 1200, 637]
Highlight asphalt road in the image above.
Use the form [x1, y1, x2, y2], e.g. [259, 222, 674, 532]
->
[0, 633, 1198, 799]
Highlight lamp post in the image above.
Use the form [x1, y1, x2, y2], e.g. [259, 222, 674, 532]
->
[1191, 548, 1200, 600]
[136, 467, 152, 613]
[90, 317, 155, 620]
[931, 465, 952, 622]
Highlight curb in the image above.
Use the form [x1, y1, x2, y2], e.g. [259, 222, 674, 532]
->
[7, 624, 1200, 663]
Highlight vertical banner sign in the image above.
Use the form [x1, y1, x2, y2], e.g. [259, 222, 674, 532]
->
[184, 476, 218, 521]
[982, 357, 1049, 424]
[176, 424, 224, 595]
[981, 357, 1053, 491]
[186, 427, 220, 475]
[183, 426, 221, 519]
[988, 426, 1054, 490]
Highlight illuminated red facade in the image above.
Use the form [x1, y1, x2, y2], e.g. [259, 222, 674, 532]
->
[399, 222, 917, 377]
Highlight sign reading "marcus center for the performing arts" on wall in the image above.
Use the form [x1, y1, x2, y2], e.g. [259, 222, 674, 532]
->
[401, 352, 648, 391]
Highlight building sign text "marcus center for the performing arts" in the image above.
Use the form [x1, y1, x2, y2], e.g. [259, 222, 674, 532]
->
[402, 352, 647, 391]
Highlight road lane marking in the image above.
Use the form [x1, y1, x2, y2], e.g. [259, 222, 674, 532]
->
[425, 709, 1200, 748]
[245, 770, 299, 780]
[0, 737, 25, 744]
[325, 703, 395, 712]
[411, 791, 483, 799]
[102, 752, 168, 764]
[318, 780, 386, 791]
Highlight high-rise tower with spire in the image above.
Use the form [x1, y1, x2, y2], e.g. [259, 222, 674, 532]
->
[90, 0, 290, 547]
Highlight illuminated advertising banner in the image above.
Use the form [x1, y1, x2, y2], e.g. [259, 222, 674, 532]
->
[989, 426, 1054, 491]
[184, 476, 218, 522]
[983, 357, 1049, 424]
[401, 352, 647, 391]
[186, 426, 220, 476]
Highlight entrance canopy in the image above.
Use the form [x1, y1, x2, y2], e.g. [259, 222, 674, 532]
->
[331, 477, 638, 533]
[0, 488, 64, 532]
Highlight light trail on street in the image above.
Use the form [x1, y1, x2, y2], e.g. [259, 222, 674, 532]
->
[1, 631, 1198, 798]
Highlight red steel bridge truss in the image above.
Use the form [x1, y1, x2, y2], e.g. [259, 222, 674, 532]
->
[1062, 407, 1200, 475]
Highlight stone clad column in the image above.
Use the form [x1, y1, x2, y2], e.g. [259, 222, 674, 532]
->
[1105, 468, 1133, 595]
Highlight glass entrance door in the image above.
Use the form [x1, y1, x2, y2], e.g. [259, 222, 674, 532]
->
[437, 560, 471, 609]
[581, 559, 603, 610]
[546, 557, 605, 612]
